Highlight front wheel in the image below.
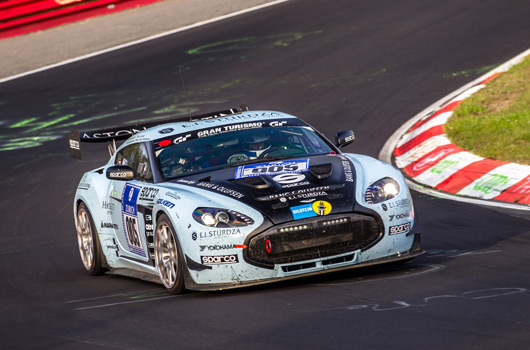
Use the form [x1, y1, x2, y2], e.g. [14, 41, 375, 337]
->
[154, 213, 185, 294]
[76, 202, 106, 275]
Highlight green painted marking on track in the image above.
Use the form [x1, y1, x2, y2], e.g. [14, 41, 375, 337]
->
[430, 160, 459, 174]
[473, 174, 509, 194]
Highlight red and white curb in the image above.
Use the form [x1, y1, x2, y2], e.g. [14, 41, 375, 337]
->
[380, 48, 530, 210]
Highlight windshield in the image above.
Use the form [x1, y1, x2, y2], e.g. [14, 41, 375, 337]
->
[155, 126, 334, 179]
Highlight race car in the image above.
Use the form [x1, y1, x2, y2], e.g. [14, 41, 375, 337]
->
[70, 106, 423, 294]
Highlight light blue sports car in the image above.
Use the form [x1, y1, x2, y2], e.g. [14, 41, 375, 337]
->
[70, 106, 423, 294]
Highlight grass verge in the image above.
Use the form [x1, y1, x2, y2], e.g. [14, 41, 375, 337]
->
[445, 56, 530, 166]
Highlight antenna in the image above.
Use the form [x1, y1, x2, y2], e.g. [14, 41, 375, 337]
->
[178, 69, 191, 119]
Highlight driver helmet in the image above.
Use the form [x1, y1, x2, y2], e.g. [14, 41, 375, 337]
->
[242, 132, 271, 158]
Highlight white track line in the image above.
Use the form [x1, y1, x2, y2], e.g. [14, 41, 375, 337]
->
[0, 0, 290, 84]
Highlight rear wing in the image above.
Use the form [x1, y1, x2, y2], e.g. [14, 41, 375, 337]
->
[68, 106, 248, 160]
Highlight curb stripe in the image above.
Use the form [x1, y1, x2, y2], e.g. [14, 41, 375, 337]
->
[493, 174, 530, 204]
[413, 151, 483, 188]
[381, 47, 530, 210]
[395, 134, 452, 169]
[403, 144, 463, 178]
[395, 111, 452, 148]
[408, 100, 461, 132]
[479, 72, 503, 85]
[435, 159, 508, 194]
[394, 125, 444, 157]
[457, 163, 530, 199]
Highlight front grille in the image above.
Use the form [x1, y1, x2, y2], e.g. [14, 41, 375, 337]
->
[245, 213, 382, 266]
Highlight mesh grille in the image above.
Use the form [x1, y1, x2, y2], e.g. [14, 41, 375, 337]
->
[246, 213, 381, 266]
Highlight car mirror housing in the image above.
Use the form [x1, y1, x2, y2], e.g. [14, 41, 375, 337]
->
[335, 130, 355, 148]
[106, 165, 134, 181]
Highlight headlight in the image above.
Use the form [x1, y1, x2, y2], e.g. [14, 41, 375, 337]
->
[365, 177, 400, 204]
[193, 208, 254, 227]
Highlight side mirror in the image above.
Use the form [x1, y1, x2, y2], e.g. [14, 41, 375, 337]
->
[335, 130, 355, 148]
[106, 165, 134, 181]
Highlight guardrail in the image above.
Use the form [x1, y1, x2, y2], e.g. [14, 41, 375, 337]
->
[0, 0, 163, 39]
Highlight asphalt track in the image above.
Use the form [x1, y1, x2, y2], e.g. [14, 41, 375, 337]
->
[1, 0, 530, 348]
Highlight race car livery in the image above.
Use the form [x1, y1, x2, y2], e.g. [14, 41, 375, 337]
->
[71, 106, 423, 294]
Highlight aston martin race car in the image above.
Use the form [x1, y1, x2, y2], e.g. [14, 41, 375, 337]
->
[70, 106, 423, 294]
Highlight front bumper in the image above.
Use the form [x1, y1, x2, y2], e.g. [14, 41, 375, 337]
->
[183, 232, 423, 291]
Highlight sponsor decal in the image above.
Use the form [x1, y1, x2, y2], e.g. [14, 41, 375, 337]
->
[344, 134, 355, 143]
[389, 212, 410, 221]
[281, 181, 310, 189]
[159, 128, 174, 134]
[102, 201, 115, 210]
[257, 185, 340, 202]
[235, 159, 310, 179]
[291, 200, 332, 220]
[387, 198, 411, 209]
[269, 121, 287, 127]
[81, 128, 146, 140]
[165, 191, 181, 200]
[78, 176, 91, 190]
[179, 114, 285, 129]
[121, 184, 145, 257]
[201, 255, 239, 265]
[272, 173, 306, 184]
[144, 214, 154, 239]
[109, 171, 128, 178]
[312, 200, 332, 215]
[342, 160, 354, 182]
[69, 139, 80, 150]
[197, 122, 265, 138]
[156, 199, 175, 209]
[101, 222, 118, 230]
[291, 204, 316, 220]
[173, 134, 192, 144]
[199, 244, 247, 251]
[176, 179, 196, 185]
[198, 228, 242, 239]
[196, 182, 244, 199]
[139, 187, 159, 201]
[389, 222, 411, 235]
[78, 182, 90, 190]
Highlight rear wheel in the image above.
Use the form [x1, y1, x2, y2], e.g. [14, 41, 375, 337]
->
[154, 214, 185, 294]
[76, 202, 106, 275]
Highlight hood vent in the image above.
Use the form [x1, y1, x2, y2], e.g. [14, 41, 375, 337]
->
[308, 163, 333, 179]
[230, 175, 271, 189]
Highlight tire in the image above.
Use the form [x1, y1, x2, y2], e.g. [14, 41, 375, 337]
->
[154, 213, 185, 294]
[76, 202, 106, 275]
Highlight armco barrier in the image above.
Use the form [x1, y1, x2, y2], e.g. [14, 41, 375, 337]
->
[0, 0, 163, 39]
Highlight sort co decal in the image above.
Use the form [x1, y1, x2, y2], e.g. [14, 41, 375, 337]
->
[234, 159, 310, 179]
[122, 184, 145, 257]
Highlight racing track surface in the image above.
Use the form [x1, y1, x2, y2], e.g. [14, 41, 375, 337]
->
[1, 0, 530, 348]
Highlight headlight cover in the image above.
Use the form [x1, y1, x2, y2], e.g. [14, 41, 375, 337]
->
[365, 177, 400, 204]
[193, 208, 254, 227]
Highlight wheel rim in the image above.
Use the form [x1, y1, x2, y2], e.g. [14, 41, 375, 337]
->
[155, 222, 179, 289]
[77, 208, 94, 270]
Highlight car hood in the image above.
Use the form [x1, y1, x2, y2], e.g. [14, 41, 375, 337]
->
[170, 154, 357, 225]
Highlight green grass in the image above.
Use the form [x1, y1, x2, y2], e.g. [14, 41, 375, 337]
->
[445, 57, 530, 166]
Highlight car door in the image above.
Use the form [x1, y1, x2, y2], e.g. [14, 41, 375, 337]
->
[109, 142, 156, 264]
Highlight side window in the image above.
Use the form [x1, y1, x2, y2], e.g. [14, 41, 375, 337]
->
[115, 143, 153, 182]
